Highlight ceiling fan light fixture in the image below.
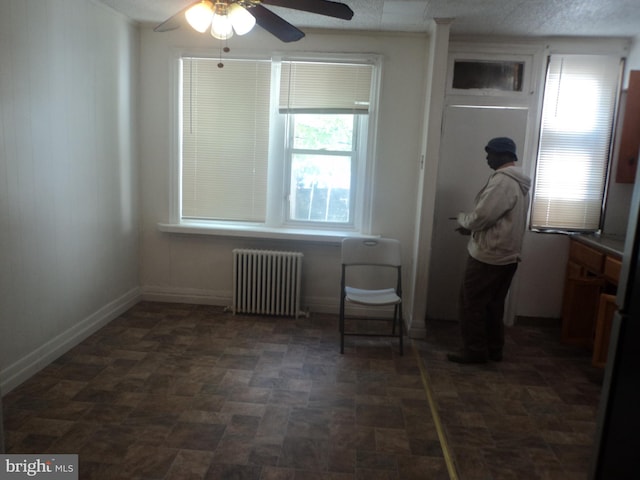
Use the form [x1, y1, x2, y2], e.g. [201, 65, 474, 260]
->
[211, 3, 234, 40]
[185, 0, 214, 33]
[228, 3, 256, 36]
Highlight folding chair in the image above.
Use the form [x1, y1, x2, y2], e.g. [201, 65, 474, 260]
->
[339, 237, 403, 355]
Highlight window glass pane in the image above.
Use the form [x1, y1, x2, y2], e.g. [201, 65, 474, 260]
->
[452, 60, 524, 91]
[292, 114, 353, 151]
[531, 55, 622, 231]
[289, 154, 351, 222]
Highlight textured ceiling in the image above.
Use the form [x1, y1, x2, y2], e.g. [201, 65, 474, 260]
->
[96, 0, 640, 38]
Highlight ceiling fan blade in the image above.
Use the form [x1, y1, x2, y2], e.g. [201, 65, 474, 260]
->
[261, 0, 354, 21]
[153, 1, 198, 32]
[250, 4, 305, 42]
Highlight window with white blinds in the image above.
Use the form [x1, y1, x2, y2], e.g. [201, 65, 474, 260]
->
[179, 55, 377, 229]
[530, 54, 623, 231]
[182, 58, 271, 221]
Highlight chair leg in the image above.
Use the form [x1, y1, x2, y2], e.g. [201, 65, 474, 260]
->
[399, 316, 403, 355]
[398, 304, 403, 356]
[392, 309, 396, 335]
[339, 297, 345, 354]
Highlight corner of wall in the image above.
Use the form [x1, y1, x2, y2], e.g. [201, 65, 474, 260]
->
[0, 289, 141, 394]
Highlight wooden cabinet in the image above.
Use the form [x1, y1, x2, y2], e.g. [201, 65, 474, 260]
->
[593, 294, 617, 368]
[562, 271, 603, 347]
[561, 238, 621, 367]
[616, 70, 640, 183]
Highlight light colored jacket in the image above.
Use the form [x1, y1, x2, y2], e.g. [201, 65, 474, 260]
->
[457, 166, 531, 265]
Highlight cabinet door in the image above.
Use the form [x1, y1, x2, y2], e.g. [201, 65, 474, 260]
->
[592, 294, 618, 368]
[569, 241, 604, 272]
[603, 255, 622, 285]
[561, 262, 604, 347]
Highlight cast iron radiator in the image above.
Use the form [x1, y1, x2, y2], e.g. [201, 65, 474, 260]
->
[232, 249, 303, 318]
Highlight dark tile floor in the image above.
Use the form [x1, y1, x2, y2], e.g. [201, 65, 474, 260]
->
[2, 302, 603, 479]
[414, 318, 603, 480]
[3, 302, 449, 479]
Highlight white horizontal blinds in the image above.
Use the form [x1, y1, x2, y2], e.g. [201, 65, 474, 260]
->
[182, 58, 271, 221]
[279, 61, 373, 113]
[531, 54, 622, 231]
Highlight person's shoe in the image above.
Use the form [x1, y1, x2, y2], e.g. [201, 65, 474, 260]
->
[489, 350, 503, 362]
[446, 351, 488, 364]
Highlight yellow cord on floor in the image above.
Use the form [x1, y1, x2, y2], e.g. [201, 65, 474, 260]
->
[411, 340, 459, 480]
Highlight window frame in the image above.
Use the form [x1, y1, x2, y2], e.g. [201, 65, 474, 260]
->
[529, 53, 624, 233]
[164, 51, 381, 241]
[446, 52, 533, 98]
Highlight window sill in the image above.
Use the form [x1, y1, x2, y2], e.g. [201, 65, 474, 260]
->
[157, 222, 378, 244]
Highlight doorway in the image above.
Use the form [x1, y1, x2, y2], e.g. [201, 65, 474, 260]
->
[426, 104, 529, 322]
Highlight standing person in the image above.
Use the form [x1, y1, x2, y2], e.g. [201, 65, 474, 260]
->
[447, 137, 532, 364]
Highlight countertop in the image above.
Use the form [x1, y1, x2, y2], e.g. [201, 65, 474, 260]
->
[572, 233, 625, 258]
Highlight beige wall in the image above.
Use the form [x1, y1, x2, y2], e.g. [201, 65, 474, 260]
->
[137, 27, 430, 321]
[0, 0, 140, 391]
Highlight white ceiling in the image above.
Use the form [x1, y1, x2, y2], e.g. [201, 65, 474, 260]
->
[97, 0, 640, 38]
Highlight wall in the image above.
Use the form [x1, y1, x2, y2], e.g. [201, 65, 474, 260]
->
[517, 37, 638, 319]
[409, 19, 452, 336]
[0, 0, 140, 392]
[420, 36, 634, 323]
[139, 26, 637, 331]
[138, 26, 429, 326]
[624, 36, 640, 81]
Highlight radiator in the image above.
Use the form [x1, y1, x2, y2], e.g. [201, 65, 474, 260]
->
[232, 249, 303, 318]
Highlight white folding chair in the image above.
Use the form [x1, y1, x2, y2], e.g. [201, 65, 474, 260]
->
[339, 237, 403, 355]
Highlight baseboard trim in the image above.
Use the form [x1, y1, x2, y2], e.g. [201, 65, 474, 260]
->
[408, 322, 427, 339]
[140, 289, 403, 322]
[140, 286, 230, 306]
[0, 288, 141, 394]
[514, 316, 562, 327]
[141, 289, 341, 316]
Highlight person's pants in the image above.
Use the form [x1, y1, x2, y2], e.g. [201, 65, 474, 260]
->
[458, 255, 518, 358]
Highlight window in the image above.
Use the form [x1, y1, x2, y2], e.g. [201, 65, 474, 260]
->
[531, 54, 623, 232]
[287, 114, 358, 223]
[452, 60, 524, 91]
[446, 53, 532, 97]
[178, 55, 377, 234]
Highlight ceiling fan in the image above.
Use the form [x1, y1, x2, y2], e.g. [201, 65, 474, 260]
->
[154, 0, 354, 43]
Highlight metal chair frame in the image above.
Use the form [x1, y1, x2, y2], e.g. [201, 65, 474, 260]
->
[339, 238, 403, 355]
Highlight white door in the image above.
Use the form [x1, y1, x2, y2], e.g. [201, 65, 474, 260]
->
[426, 105, 529, 321]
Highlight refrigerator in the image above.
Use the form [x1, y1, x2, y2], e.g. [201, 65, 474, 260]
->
[591, 160, 640, 478]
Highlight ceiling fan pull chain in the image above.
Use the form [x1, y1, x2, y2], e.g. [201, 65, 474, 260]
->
[218, 38, 231, 68]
